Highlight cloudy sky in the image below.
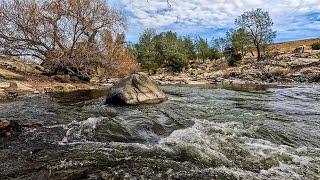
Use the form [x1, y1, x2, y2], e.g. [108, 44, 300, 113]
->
[108, 0, 320, 43]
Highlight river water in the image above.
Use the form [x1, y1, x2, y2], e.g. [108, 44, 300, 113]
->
[0, 84, 320, 179]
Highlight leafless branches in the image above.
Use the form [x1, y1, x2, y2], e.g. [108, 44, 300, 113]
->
[0, 0, 137, 80]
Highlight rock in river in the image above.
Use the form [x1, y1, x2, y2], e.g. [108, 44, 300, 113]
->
[0, 120, 10, 130]
[105, 73, 167, 105]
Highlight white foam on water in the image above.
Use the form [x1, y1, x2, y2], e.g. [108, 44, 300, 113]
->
[156, 118, 318, 179]
[58, 117, 107, 145]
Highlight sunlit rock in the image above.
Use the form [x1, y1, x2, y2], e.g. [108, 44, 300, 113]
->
[105, 73, 167, 105]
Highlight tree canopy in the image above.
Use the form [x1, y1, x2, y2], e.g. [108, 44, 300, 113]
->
[235, 8, 276, 61]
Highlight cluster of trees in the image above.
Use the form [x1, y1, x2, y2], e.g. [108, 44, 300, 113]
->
[0, 0, 138, 80]
[0, 0, 276, 78]
[129, 30, 225, 73]
[131, 8, 276, 72]
[128, 30, 188, 73]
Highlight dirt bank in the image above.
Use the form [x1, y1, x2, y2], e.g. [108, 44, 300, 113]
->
[0, 58, 114, 99]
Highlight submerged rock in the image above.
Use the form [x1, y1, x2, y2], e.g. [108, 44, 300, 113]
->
[105, 73, 167, 105]
[0, 120, 21, 141]
[0, 120, 10, 130]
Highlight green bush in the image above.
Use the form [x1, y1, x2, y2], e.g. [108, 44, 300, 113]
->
[166, 57, 188, 72]
[311, 42, 320, 50]
[227, 53, 242, 67]
[210, 49, 223, 60]
[224, 48, 242, 67]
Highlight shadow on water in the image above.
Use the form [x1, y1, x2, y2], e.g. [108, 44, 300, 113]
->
[198, 83, 269, 92]
[49, 89, 108, 106]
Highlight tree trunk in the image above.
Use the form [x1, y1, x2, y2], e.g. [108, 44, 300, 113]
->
[257, 46, 261, 61]
[250, 50, 254, 56]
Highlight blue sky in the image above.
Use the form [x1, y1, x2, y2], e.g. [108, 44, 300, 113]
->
[108, 0, 320, 43]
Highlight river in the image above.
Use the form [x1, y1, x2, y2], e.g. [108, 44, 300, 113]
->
[0, 84, 319, 179]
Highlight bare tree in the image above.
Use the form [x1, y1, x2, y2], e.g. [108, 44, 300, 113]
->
[235, 8, 276, 61]
[0, 0, 137, 80]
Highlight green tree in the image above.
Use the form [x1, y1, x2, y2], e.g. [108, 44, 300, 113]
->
[209, 47, 222, 60]
[155, 31, 188, 72]
[126, 41, 138, 58]
[183, 36, 197, 60]
[227, 28, 253, 56]
[195, 37, 211, 62]
[135, 29, 159, 71]
[235, 8, 276, 61]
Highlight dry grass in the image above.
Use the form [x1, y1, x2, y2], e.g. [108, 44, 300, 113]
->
[270, 38, 320, 53]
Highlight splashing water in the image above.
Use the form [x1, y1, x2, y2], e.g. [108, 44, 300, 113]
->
[0, 85, 320, 179]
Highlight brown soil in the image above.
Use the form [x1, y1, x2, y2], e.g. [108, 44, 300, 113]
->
[270, 38, 320, 53]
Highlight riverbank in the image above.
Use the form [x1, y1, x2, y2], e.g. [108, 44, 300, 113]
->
[0, 68, 298, 101]
[151, 48, 320, 87]
[0, 66, 317, 101]
[0, 74, 111, 100]
[0, 57, 116, 100]
[1, 45, 320, 99]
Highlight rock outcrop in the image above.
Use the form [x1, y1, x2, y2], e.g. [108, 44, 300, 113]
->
[293, 45, 305, 54]
[0, 68, 25, 80]
[105, 73, 167, 105]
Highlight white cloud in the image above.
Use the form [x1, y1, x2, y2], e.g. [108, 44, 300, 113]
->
[114, 0, 320, 42]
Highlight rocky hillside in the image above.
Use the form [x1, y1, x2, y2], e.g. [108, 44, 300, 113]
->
[151, 40, 320, 85]
[270, 38, 320, 53]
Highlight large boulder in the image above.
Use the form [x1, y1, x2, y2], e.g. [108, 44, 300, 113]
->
[293, 45, 305, 54]
[105, 73, 167, 105]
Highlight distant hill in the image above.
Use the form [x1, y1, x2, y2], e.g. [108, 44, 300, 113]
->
[270, 38, 320, 52]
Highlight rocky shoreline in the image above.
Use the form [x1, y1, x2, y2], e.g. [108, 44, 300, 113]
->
[1, 47, 320, 99]
[0, 77, 110, 101]
[0, 58, 115, 100]
[0, 70, 317, 101]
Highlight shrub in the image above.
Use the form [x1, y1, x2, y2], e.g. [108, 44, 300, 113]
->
[224, 48, 242, 67]
[166, 56, 188, 72]
[210, 49, 223, 60]
[228, 53, 242, 67]
[311, 42, 320, 50]
[268, 67, 289, 77]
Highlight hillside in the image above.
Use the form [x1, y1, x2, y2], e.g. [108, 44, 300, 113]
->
[151, 38, 320, 85]
[270, 38, 320, 52]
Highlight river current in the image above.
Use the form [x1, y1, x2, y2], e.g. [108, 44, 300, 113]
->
[0, 84, 319, 179]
